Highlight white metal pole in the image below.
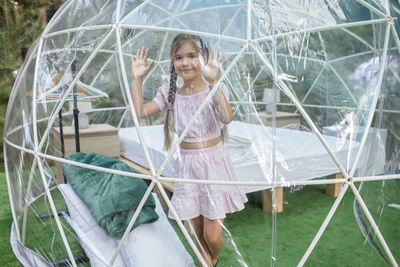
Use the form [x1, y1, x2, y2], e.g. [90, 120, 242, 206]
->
[247, 0, 252, 41]
[91, 107, 126, 112]
[250, 43, 350, 179]
[147, 2, 188, 31]
[115, 0, 122, 23]
[327, 64, 358, 106]
[355, 0, 387, 18]
[350, 22, 391, 178]
[328, 49, 375, 63]
[117, 108, 129, 129]
[21, 158, 38, 244]
[222, 6, 242, 36]
[3, 138, 154, 181]
[353, 174, 400, 182]
[274, 52, 327, 64]
[340, 28, 375, 51]
[43, 25, 113, 39]
[41, 0, 75, 36]
[37, 28, 116, 151]
[167, 3, 241, 18]
[231, 64, 267, 119]
[42, 153, 152, 180]
[349, 182, 398, 267]
[6, 135, 350, 188]
[255, 18, 387, 43]
[156, 44, 248, 177]
[115, 24, 157, 175]
[154, 181, 209, 267]
[120, 24, 246, 43]
[390, 23, 400, 55]
[158, 176, 346, 187]
[3, 42, 37, 129]
[36, 157, 77, 267]
[119, 0, 150, 24]
[109, 181, 156, 266]
[186, 220, 214, 266]
[3, 146, 22, 241]
[298, 183, 349, 266]
[31, 37, 45, 150]
[300, 64, 326, 104]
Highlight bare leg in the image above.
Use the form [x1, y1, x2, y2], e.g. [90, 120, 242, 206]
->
[192, 216, 213, 267]
[204, 218, 224, 266]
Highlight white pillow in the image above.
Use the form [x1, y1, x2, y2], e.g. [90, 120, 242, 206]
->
[59, 184, 125, 267]
[120, 194, 195, 267]
[59, 184, 195, 267]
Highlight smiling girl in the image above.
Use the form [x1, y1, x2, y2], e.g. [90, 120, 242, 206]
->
[130, 34, 247, 267]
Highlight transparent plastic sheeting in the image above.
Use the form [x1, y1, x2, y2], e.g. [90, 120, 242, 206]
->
[3, 0, 400, 266]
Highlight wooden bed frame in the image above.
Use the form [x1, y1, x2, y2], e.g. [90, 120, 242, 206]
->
[118, 156, 174, 209]
[118, 156, 343, 213]
[118, 156, 195, 234]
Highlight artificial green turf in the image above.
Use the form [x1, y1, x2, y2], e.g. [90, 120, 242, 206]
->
[0, 173, 20, 266]
[23, 190, 85, 264]
[0, 173, 86, 266]
[170, 182, 399, 266]
[2, 172, 399, 266]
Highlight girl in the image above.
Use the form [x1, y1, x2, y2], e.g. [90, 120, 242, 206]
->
[130, 34, 247, 267]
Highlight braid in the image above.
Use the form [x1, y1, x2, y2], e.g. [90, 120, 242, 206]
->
[163, 34, 218, 150]
[168, 66, 178, 105]
[163, 65, 178, 150]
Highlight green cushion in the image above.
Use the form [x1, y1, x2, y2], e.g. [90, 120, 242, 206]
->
[61, 152, 158, 239]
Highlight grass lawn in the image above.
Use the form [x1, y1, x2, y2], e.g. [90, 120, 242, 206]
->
[170, 181, 400, 266]
[0, 173, 20, 266]
[1, 171, 399, 266]
[0, 173, 84, 267]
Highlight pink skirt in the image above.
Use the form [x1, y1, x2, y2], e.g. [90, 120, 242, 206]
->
[168, 142, 248, 220]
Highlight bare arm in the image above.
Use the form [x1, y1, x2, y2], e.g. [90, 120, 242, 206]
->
[131, 47, 160, 119]
[201, 48, 233, 124]
[210, 83, 233, 124]
[131, 77, 160, 119]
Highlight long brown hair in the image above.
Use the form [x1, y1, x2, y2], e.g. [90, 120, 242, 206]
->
[163, 34, 227, 150]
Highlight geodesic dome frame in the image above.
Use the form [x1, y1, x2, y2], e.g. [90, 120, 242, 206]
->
[3, 0, 400, 266]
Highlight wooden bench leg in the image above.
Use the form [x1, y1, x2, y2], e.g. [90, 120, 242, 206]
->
[55, 161, 65, 185]
[262, 187, 283, 213]
[325, 173, 344, 197]
[152, 186, 170, 210]
[184, 221, 194, 235]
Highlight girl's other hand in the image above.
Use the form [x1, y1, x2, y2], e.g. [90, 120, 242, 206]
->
[131, 47, 154, 80]
[201, 48, 227, 84]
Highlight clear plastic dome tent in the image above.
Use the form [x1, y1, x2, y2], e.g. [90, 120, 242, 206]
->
[3, 0, 400, 266]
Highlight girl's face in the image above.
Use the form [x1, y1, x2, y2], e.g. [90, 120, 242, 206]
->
[172, 41, 203, 84]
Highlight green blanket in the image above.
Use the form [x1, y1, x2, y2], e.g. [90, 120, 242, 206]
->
[61, 152, 159, 239]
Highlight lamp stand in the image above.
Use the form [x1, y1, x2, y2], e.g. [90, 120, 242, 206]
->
[71, 60, 80, 153]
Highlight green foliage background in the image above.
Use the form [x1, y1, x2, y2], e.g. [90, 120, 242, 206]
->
[0, 0, 64, 167]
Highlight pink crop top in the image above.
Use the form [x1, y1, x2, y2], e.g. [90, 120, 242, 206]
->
[153, 83, 229, 143]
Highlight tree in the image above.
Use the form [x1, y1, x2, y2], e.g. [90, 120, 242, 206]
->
[0, 0, 64, 164]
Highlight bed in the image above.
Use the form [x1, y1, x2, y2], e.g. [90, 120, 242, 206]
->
[58, 152, 195, 267]
[59, 184, 195, 267]
[119, 121, 369, 212]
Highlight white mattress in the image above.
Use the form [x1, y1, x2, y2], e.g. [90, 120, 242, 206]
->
[119, 121, 364, 193]
[59, 184, 195, 267]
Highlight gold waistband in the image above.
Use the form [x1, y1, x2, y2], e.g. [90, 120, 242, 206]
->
[180, 136, 221, 150]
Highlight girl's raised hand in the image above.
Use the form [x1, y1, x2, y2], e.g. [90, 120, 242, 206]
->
[131, 47, 154, 80]
[201, 48, 227, 84]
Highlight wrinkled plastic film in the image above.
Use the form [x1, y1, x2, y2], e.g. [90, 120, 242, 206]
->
[3, 1, 400, 266]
